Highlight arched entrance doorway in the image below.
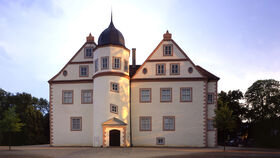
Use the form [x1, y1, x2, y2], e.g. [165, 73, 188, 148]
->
[109, 130, 120, 146]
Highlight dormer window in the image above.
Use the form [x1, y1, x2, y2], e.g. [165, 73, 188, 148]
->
[84, 47, 93, 58]
[79, 65, 89, 77]
[163, 44, 173, 56]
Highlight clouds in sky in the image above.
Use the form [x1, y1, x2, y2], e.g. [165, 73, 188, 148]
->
[0, 0, 279, 99]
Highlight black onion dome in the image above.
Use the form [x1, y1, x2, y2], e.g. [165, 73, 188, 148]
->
[98, 20, 125, 47]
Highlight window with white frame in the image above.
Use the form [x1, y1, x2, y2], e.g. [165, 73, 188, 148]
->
[124, 59, 128, 72]
[110, 82, 119, 93]
[160, 88, 172, 102]
[94, 59, 98, 72]
[140, 116, 151, 131]
[110, 104, 118, 114]
[207, 119, 214, 131]
[81, 90, 92, 104]
[207, 93, 214, 104]
[112, 57, 121, 69]
[71, 117, 81, 131]
[181, 88, 192, 102]
[140, 88, 151, 102]
[163, 116, 175, 131]
[63, 91, 73, 104]
[101, 56, 109, 70]
[170, 63, 180, 75]
[156, 64, 165, 75]
[80, 65, 88, 77]
[163, 44, 172, 56]
[156, 137, 165, 145]
[84, 47, 93, 58]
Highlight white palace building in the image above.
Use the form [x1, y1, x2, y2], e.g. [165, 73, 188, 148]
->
[48, 17, 219, 147]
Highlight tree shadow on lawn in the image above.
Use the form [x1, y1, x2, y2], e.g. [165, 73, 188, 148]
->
[0, 150, 52, 158]
[152, 151, 280, 158]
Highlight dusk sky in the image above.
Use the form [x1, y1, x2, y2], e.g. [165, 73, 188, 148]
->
[0, 0, 279, 100]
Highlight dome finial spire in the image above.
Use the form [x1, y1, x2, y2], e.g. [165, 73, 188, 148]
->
[111, 7, 113, 23]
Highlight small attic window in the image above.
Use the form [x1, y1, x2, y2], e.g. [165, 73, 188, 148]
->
[188, 67, 193, 73]
[63, 70, 68, 76]
[142, 68, 147, 74]
[163, 44, 173, 56]
[84, 47, 93, 58]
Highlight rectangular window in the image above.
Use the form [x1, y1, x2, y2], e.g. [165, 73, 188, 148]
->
[71, 117, 82, 131]
[101, 56, 109, 70]
[180, 87, 192, 102]
[139, 116, 152, 131]
[110, 82, 119, 93]
[163, 116, 175, 131]
[207, 119, 214, 131]
[170, 63, 180, 75]
[140, 88, 151, 103]
[110, 104, 118, 114]
[156, 64, 166, 75]
[163, 44, 173, 56]
[207, 93, 214, 104]
[79, 65, 89, 77]
[95, 59, 98, 72]
[156, 137, 165, 145]
[160, 88, 172, 102]
[124, 59, 128, 72]
[81, 90, 93, 104]
[62, 90, 73, 104]
[84, 47, 93, 58]
[112, 57, 121, 69]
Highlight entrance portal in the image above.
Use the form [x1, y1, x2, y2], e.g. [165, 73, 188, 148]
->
[109, 130, 120, 146]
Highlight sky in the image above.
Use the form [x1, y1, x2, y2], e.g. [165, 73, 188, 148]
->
[0, 0, 280, 100]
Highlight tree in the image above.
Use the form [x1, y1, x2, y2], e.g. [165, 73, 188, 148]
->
[214, 102, 237, 151]
[245, 79, 280, 122]
[0, 107, 24, 150]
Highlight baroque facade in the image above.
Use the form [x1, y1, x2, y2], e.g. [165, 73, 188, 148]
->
[49, 18, 219, 147]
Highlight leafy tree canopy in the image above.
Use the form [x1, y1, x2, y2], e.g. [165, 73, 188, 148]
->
[245, 79, 280, 122]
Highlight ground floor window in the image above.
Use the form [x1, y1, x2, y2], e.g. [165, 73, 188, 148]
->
[71, 117, 82, 131]
[139, 116, 152, 131]
[163, 116, 175, 131]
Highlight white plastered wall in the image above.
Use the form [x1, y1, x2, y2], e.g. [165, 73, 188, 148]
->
[207, 81, 217, 147]
[131, 81, 205, 147]
[92, 46, 130, 147]
[52, 83, 93, 146]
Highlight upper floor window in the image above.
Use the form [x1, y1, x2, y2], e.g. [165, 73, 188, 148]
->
[160, 88, 172, 102]
[63, 90, 73, 104]
[101, 56, 109, 70]
[84, 47, 93, 58]
[71, 117, 82, 131]
[180, 87, 192, 102]
[163, 116, 175, 131]
[81, 90, 93, 104]
[94, 59, 98, 73]
[112, 57, 121, 70]
[156, 64, 166, 75]
[163, 44, 173, 56]
[110, 104, 118, 114]
[139, 116, 152, 131]
[170, 63, 180, 75]
[79, 65, 89, 77]
[110, 82, 119, 93]
[207, 93, 214, 104]
[140, 88, 151, 103]
[207, 119, 214, 131]
[124, 59, 129, 72]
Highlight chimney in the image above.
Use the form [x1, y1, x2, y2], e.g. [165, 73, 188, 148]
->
[132, 48, 136, 68]
[86, 33, 94, 42]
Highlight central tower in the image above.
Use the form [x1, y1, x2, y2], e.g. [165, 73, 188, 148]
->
[92, 16, 130, 147]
